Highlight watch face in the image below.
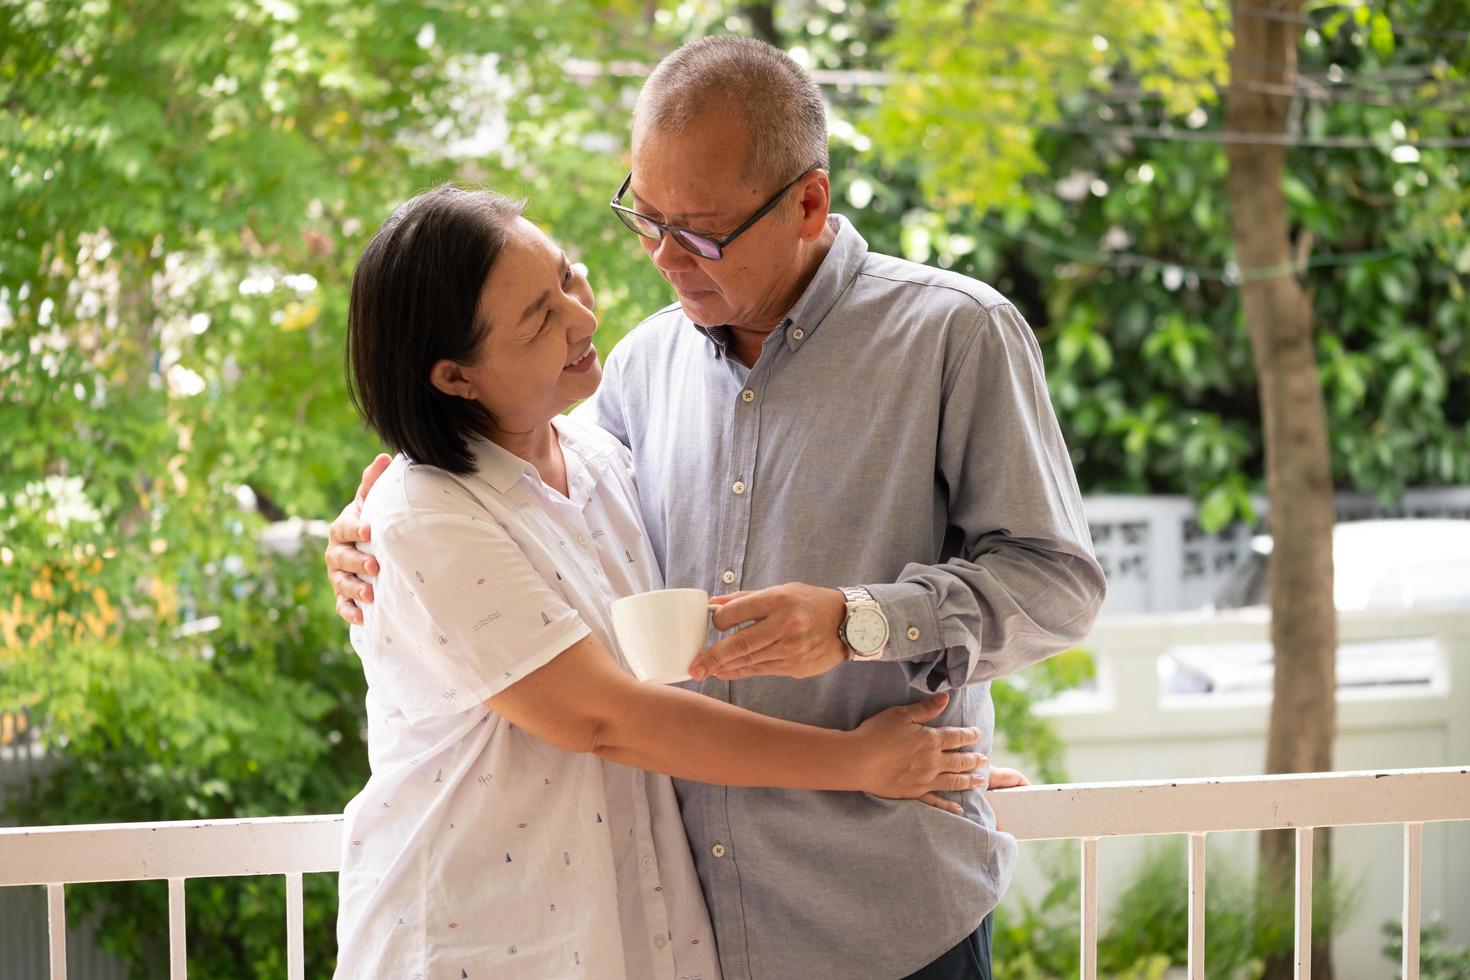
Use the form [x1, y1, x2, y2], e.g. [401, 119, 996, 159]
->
[846, 608, 887, 653]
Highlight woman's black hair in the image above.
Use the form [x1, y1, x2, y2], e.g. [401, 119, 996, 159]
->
[345, 185, 525, 474]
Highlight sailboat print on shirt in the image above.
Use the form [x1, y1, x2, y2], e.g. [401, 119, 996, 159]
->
[541, 611, 552, 626]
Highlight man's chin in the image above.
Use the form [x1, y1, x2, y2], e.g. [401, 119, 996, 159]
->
[676, 291, 725, 325]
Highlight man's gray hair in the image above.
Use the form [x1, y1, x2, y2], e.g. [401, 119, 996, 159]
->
[634, 35, 829, 188]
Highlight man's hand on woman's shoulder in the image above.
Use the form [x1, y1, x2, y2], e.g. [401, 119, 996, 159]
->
[324, 453, 392, 625]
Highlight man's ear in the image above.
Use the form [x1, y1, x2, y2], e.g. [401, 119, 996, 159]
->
[797, 171, 831, 241]
[429, 359, 476, 400]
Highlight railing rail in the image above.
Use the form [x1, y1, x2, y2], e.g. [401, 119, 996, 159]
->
[1, 815, 342, 980]
[989, 766, 1469, 840]
[3, 768, 1466, 980]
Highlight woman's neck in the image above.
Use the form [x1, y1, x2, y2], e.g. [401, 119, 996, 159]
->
[491, 420, 568, 497]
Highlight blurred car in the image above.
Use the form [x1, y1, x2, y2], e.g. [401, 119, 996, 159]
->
[1163, 519, 1470, 695]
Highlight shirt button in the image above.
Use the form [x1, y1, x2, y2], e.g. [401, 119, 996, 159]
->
[731, 481, 746, 495]
[721, 570, 736, 585]
[711, 842, 727, 858]
[741, 389, 755, 403]
[654, 935, 667, 949]
[641, 856, 654, 871]
[907, 627, 921, 641]
[791, 327, 805, 340]
[577, 533, 590, 546]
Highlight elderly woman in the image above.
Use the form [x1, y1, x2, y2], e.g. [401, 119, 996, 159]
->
[335, 185, 996, 980]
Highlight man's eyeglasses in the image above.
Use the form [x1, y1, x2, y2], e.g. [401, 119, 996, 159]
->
[610, 165, 822, 261]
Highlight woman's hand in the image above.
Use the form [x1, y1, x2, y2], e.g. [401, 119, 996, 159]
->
[986, 766, 1030, 790]
[324, 454, 392, 625]
[851, 692, 987, 815]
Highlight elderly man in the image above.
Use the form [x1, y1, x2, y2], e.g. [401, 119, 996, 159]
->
[327, 35, 1104, 980]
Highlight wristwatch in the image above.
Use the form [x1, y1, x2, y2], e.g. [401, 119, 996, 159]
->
[839, 587, 889, 661]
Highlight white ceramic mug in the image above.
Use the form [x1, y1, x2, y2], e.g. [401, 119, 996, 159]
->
[609, 588, 711, 684]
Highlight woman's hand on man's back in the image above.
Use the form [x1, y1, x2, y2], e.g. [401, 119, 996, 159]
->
[325, 453, 392, 625]
[852, 692, 988, 815]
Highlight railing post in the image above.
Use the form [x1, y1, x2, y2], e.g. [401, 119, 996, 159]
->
[168, 877, 187, 979]
[1295, 827, 1313, 980]
[47, 882, 67, 980]
[286, 871, 305, 980]
[1188, 833, 1207, 980]
[1080, 837, 1099, 980]
[1403, 822, 1422, 980]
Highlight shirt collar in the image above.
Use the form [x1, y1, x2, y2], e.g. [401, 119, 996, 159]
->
[467, 434, 535, 495]
[779, 213, 868, 352]
[465, 415, 609, 496]
[695, 323, 734, 358]
[691, 214, 869, 358]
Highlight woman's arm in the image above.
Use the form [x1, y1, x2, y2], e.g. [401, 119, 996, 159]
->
[487, 634, 985, 813]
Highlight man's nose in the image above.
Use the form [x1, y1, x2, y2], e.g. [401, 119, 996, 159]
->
[648, 233, 695, 275]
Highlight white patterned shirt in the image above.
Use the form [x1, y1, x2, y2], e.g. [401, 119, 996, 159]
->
[336, 414, 720, 980]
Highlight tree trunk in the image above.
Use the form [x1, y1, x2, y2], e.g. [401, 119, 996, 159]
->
[741, 2, 781, 46]
[1224, 3, 1337, 977]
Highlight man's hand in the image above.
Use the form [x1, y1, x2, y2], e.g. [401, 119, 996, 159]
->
[324, 454, 391, 625]
[689, 583, 849, 681]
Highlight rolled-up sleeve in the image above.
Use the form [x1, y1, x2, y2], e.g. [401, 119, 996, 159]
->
[869, 302, 1106, 692]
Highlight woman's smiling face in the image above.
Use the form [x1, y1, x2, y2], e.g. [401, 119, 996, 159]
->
[437, 218, 601, 435]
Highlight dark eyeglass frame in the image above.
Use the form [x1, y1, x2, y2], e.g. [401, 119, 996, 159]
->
[610, 164, 823, 261]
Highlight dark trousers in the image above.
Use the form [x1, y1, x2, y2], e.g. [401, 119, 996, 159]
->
[900, 915, 994, 980]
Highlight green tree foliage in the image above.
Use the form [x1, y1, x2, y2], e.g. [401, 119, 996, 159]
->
[1383, 920, 1470, 980]
[994, 839, 1354, 980]
[0, 0, 665, 973]
[868, 0, 1470, 525]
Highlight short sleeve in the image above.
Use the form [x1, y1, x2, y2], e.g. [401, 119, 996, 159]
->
[360, 513, 591, 725]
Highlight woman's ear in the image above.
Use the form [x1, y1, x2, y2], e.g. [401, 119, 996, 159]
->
[430, 359, 476, 400]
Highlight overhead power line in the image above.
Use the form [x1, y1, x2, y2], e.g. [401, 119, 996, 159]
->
[980, 218, 1423, 284]
[569, 56, 1470, 119]
[916, 105, 1470, 149]
[886, 14, 1468, 91]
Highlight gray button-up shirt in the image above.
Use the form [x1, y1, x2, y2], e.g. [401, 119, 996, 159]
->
[582, 215, 1106, 979]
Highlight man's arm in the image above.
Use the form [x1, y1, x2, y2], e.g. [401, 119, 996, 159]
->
[866, 301, 1106, 691]
[693, 302, 1106, 689]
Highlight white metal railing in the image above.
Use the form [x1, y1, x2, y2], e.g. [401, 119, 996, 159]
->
[1, 768, 1466, 979]
[0, 814, 342, 980]
[992, 767, 1470, 980]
